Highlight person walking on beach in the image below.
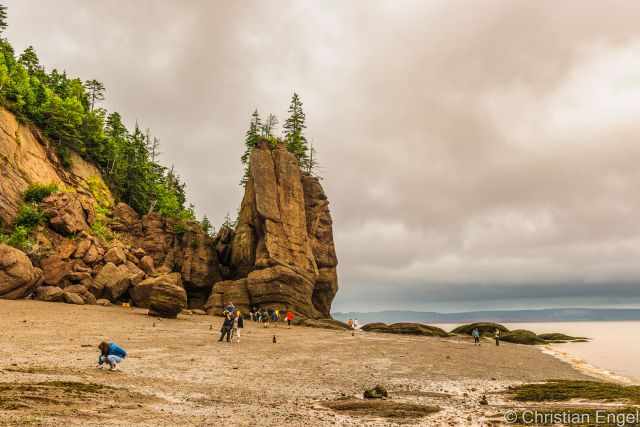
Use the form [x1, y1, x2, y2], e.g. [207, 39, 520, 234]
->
[97, 341, 127, 371]
[232, 311, 243, 343]
[495, 328, 501, 346]
[285, 309, 294, 328]
[353, 319, 359, 330]
[472, 328, 480, 345]
[219, 313, 234, 342]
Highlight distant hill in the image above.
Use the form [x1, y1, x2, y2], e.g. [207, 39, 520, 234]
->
[332, 308, 640, 324]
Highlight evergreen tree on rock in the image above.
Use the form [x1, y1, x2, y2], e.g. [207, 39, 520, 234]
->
[283, 92, 309, 168]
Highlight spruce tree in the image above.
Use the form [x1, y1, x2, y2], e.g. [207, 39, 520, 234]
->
[0, 4, 8, 35]
[84, 79, 105, 111]
[240, 109, 261, 185]
[283, 92, 308, 167]
[261, 113, 278, 137]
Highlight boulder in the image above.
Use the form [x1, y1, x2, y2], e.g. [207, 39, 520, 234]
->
[0, 244, 43, 299]
[74, 239, 92, 259]
[104, 246, 126, 265]
[96, 298, 111, 307]
[139, 255, 155, 274]
[63, 284, 96, 305]
[111, 202, 142, 234]
[35, 286, 64, 302]
[148, 281, 187, 319]
[42, 192, 93, 235]
[124, 261, 146, 286]
[40, 255, 73, 286]
[361, 322, 449, 337]
[364, 385, 389, 399]
[82, 243, 102, 265]
[63, 291, 85, 305]
[57, 239, 77, 259]
[130, 273, 181, 308]
[501, 329, 547, 345]
[95, 262, 134, 302]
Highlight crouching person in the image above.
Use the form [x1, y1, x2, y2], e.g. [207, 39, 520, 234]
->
[97, 341, 127, 371]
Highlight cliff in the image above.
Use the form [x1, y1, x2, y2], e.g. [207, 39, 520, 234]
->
[0, 108, 338, 318]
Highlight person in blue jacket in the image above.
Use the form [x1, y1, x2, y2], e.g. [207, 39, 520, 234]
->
[97, 341, 127, 370]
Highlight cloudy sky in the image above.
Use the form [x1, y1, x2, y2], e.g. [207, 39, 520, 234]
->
[6, 1, 640, 312]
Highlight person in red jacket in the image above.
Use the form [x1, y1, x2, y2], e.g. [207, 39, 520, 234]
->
[285, 310, 294, 328]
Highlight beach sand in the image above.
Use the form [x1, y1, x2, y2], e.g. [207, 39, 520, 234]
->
[0, 300, 591, 426]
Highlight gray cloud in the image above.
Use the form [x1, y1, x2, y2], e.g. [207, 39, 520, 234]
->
[6, 1, 640, 311]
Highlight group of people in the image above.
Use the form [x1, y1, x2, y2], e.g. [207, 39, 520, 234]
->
[471, 328, 502, 346]
[248, 305, 295, 328]
[345, 318, 359, 330]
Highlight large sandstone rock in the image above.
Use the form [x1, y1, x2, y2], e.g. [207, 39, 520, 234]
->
[147, 281, 187, 319]
[129, 272, 181, 308]
[104, 246, 126, 265]
[42, 192, 94, 235]
[63, 284, 97, 305]
[35, 286, 64, 302]
[0, 244, 44, 299]
[219, 141, 339, 318]
[111, 202, 142, 234]
[246, 266, 319, 317]
[205, 279, 250, 315]
[40, 255, 73, 286]
[94, 262, 140, 302]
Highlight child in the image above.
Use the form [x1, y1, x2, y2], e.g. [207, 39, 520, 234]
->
[285, 310, 294, 328]
[232, 310, 244, 343]
[97, 341, 127, 371]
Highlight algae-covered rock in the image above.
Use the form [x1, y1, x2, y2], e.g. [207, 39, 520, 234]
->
[451, 322, 509, 336]
[501, 329, 546, 345]
[362, 322, 449, 337]
[538, 333, 589, 342]
[364, 385, 389, 399]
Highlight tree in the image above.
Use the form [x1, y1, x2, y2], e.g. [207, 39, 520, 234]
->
[240, 109, 262, 185]
[305, 141, 319, 176]
[283, 92, 308, 167]
[261, 113, 278, 137]
[201, 215, 212, 235]
[0, 4, 7, 35]
[84, 79, 105, 111]
[18, 46, 41, 75]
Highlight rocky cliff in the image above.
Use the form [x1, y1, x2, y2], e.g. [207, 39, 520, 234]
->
[206, 140, 338, 318]
[0, 108, 338, 319]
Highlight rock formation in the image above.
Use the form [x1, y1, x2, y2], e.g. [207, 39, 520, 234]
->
[206, 140, 338, 319]
[0, 106, 339, 319]
[0, 244, 43, 299]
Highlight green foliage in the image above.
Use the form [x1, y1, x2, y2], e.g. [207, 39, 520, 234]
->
[283, 92, 309, 167]
[14, 203, 46, 228]
[201, 215, 212, 236]
[90, 219, 112, 243]
[23, 183, 58, 203]
[0, 4, 7, 35]
[510, 380, 640, 404]
[0, 6, 195, 221]
[0, 225, 33, 251]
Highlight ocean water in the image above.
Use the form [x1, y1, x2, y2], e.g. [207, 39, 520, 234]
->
[438, 321, 640, 383]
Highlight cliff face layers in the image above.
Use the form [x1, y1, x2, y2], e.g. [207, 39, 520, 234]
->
[0, 107, 338, 319]
[206, 141, 338, 318]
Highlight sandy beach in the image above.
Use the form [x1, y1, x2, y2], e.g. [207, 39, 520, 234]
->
[0, 300, 591, 426]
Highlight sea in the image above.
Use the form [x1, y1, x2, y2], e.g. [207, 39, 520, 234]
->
[436, 321, 640, 383]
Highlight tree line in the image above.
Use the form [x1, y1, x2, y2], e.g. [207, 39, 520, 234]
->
[0, 4, 193, 221]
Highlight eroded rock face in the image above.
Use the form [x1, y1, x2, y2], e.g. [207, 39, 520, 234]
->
[42, 192, 95, 235]
[205, 278, 250, 315]
[219, 141, 338, 318]
[0, 244, 43, 299]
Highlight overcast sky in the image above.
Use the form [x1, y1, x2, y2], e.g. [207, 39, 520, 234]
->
[6, 1, 640, 312]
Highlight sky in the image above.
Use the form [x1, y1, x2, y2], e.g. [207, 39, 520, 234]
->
[5, 1, 640, 312]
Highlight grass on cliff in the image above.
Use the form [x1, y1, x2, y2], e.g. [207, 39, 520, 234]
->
[510, 380, 640, 404]
[23, 183, 59, 203]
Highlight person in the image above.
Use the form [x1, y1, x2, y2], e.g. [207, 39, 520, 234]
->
[495, 328, 501, 346]
[218, 313, 234, 342]
[472, 328, 480, 345]
[353, 318, 359, 330]
[97, 341, 127, 371]
[267, 307, 276, 328]
[261, 308, 269, 328]
[249, 306, 257, 322]
[285, 310, 294, 328]
[275, 309, 280, 322]
[232, 311, 244, 343]
[224, 301, 236, 316]
[347, 319, 353, 329]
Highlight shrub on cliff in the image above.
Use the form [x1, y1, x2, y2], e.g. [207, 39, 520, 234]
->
[23, 183, 58, 203]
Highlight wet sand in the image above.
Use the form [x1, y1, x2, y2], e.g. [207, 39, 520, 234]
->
[0, 300, 590, 426]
